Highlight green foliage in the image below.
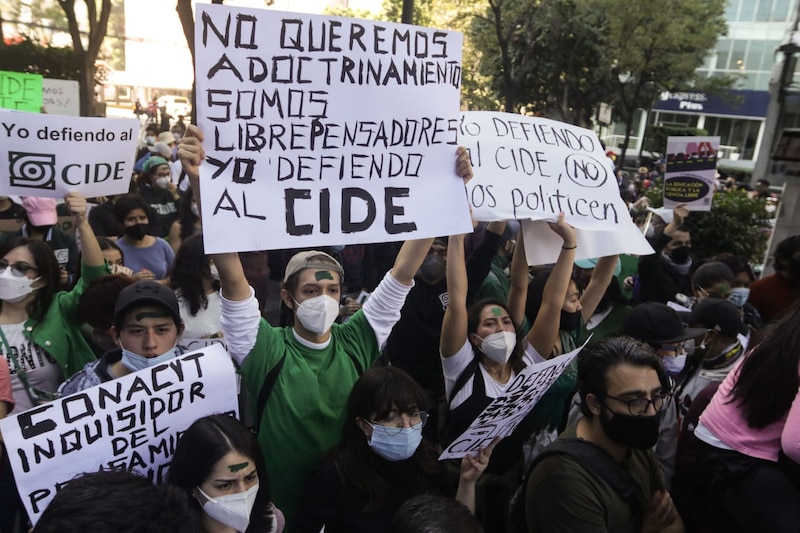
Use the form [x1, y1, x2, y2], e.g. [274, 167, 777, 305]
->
[0, 37, 81, 80]
[643, 126, 709, 157]
[646, 184, 771, 264]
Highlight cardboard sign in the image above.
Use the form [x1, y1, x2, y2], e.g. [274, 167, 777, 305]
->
[439, 347, 580, 460]
[42, 79, 80, 116]
[0, 345, 239, 524]
[0, 71, 43, 112]
[194, 4, 472, 253]
[663, 136, 719, 211]
[0, 111, 139, 198]
[459, 111, 652, 261]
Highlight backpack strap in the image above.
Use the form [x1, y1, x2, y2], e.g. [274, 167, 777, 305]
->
[448, 357, 480, 406]
[253, 355, 286, 433]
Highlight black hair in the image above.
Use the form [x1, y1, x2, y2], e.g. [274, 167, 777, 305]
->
[168, 414, 276, 532]
[336, 366, 439, 512]
[713, 253, 755, 283]
[170, 234, 214, 316]
[0, 236, 61, 321]
[97, 237, 123, 260]
[177, 187, 200, 242]
[467, 298, 526, 374]
[34, 470, 199, 533]
[774, 235, 800, 272]
[392, 494, 484, 533]
[77, 274, 134, 330]
[577, 336, 669, 418]
[113, 194, 150, 224]
[594, 276, 629, 314]
[691, 261, 734, 293]
[731, 300, 800, 428]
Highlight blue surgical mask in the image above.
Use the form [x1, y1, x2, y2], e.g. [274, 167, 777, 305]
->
[728, 287, 750, 308]
[120, 345, 177, 372]
[368, 422, 423, 461]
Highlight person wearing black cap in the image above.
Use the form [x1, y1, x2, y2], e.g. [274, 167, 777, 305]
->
[58, 280, 185, 396]
[620, 301, 706, 487]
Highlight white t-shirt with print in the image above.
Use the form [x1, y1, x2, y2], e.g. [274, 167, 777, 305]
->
[1, 322, 62, 413]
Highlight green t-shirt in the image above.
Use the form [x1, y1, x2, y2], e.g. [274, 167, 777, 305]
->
[240, 310, 379, 520]
[525, 421, 661, 533]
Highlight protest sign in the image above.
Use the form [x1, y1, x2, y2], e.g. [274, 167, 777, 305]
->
[0, 71, 43, 112]
[179, 336, 227, 353]
[194, 4, 472, 253]
[439, 347, 580, 460]
[458, 111, 652, 261]
[521, 219, 654, 265]
[0, 344, 238, 524]
[0, 111, 138, 199]
[42, 79, 80, 116]
[663, 136, 719, 211]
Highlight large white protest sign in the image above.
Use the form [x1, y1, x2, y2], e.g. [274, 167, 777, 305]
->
[0, 111, 138, 199]
[663, 136, 720, 211]
[521, 219, 654, 265]
[439, 347, 580, 460]
[0, 344, 238, 524]
[458, 111, 652, 261]
[194, 5, 472, 253]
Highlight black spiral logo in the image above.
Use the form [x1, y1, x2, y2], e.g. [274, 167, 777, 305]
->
[8, 152, 56, 190]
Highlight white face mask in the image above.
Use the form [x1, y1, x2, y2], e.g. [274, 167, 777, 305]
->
[120, 344, 177, 373]
[155, 176, 171, 189]
[293, 295, 340, 335]
[477, 330, 517, 364]
[728, 287, 750, 308]
[198, 483, 259, 533]
[663, 354, 687, 376]
[0, 268, 39, 302]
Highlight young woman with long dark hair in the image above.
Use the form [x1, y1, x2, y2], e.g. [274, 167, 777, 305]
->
[169, 234, 221, 339]
[695, 300, 800, 531]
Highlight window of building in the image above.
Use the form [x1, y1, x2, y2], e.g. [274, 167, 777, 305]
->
[772, 0, 793, 20]
[716, 39, 732, 69]
[756, 0, 774, 21]
[729, 40, 748, 70]
[725, 0, 741, 22]
[739, 0, 756, 21]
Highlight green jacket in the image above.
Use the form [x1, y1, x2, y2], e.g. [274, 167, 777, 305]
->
[17, 262, 110, 379]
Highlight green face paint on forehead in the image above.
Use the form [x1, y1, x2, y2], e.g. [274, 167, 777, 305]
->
[134, 310, 170, 321]
[491, 307, 503, 317]
[228, 461, 249, 473]
[315, 270, 334, 281]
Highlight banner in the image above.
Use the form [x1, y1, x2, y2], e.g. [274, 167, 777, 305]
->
[0, 345, 239, 524]
[439, 347, 580, 460]
[460, 111, 652, 261]
[0, 71, 43, 112]
[194, 4, 472, 253]
[663, 136, 719, 211]
[0, 111, 139, 198]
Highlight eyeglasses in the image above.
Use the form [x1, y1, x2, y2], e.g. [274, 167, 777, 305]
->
[602, 393, 673, 416]
[369, 411, 428, 436]
[0, 259, 39, 278]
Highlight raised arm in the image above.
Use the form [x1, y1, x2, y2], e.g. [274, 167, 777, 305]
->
[177, 125, 250, 301]
[67, 192, 103, 268]
[441, 233, 469, 358]
[507, 224, 528, 327]
[526, 215, 577, 357]
[579, 255, 619, 322]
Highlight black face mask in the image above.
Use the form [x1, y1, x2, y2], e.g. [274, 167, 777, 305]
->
[669, 246, 691, 264]
[560, 309, 581, 332]
[418, 253, 446, 285]
[123, 223, 148, 241]
[788, 258, 800, 280]
[599, 409, 662, 450]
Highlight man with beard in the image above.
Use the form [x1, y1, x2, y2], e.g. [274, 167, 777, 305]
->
[637, 205, 692, 305]
[525, 336, 684, 533]
[747, 234, 800, 323]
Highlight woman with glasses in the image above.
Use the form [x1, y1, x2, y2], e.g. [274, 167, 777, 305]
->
[694, 300, 800, 531]
[291, 366, 494, 533]
[0, 192, 107, 532]
[168, 414, 284, 533]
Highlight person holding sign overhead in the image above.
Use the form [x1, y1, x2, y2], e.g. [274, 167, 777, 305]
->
[178, 124, 475, 522]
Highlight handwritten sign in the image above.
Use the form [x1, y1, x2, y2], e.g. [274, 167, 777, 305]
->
[194, 4, 472, 253]
[0, 111, 139, 198]
[663, 136, 719, 211]
[0, 71, 43, 112]
[521, 219, 653, 265]
[0, 345, 239, 524]
[42, 79, 80, 116]
[439, 347, 579, 460]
